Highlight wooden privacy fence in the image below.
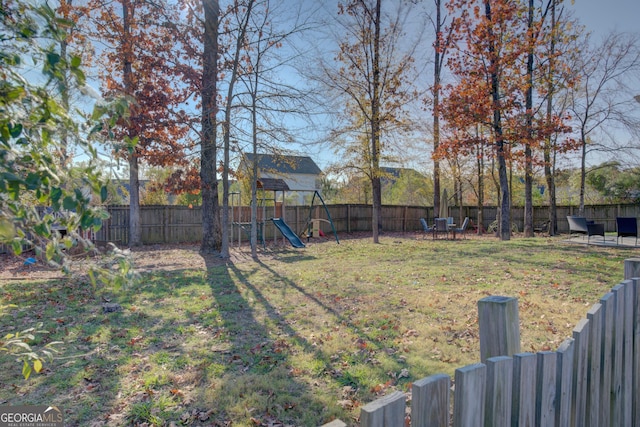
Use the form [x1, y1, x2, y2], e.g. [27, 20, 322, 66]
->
[90, 203, 640, 246]
[323, 258, 640, 427]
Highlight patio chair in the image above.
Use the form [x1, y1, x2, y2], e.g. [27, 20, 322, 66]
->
[419, 218, 434, 239]
[567, 216, 605, 243]
[616, 217, 638, 246]
[434, 218, 449, 240]
[454, 217, 470, 239]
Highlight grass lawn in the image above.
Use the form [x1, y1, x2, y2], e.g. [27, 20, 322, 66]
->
[0, 233, 633, 426]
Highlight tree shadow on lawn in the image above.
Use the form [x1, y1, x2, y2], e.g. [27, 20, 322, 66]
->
[1, 249, 347, 426]
[200, 253, 413, 426]
[201, 251, 356, 426]
[0, 267, 310, 426]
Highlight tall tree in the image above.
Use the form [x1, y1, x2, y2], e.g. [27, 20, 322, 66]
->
[441, 0, 573, 240]
[568, 32, 640, 214]
[539, 0, 578, 235]
[542, 0, 559, 234]
[523, 0, 535, 237]
[442, 0, 529, 240]
[219, 0, 256, 258]
[324, 0, 420, 243]
[200, 0, 222, 254]
[235, 0, 313, 257]
[87, 0, 195, 246]
[521, 0, 575, 236]
[430, 0, 453, 222]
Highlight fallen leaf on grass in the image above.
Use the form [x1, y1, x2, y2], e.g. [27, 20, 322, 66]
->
[337, 399, 356, 409]
[127, 336, 143, 346]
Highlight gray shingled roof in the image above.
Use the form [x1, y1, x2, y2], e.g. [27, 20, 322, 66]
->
[244, 153, 322, 175]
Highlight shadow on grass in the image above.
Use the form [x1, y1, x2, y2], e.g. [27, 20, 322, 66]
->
[201, 254, 414, 425]
[201, 254, 346, 426]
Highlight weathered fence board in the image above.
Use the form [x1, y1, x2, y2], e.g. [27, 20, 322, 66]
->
[484, 356, 512, 427]
[625, 258, 640, 280]
[555, 338, 574, 427]
[600, 293, 614, 427]
[571, 318, 589, 427]
[633, 278, 640, 427]
[411, 374, 449, 427]
[478, 296, 520, 362]
[453, 364, 486, 427]
[511, 353, 537, 427]
[360, 391, 405, 427]
[611, 284, 625, 426]
[586, 303, 603, 427]
[623, 281, 633, 427]
[535, 351, 557, 426]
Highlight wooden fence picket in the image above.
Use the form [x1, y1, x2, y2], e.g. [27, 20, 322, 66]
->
[453, 364, 486, 427]
[571, 318, 589, 427]
[411, 374, 449, 427]
[484, 356, 512, 427]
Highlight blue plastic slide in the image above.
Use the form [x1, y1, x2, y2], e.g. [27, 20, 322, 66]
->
[271, 218, 305, 248]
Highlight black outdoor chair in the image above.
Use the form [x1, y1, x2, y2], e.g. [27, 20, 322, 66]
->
[616, 217, 638, 245]
[567, 216, 605, 243]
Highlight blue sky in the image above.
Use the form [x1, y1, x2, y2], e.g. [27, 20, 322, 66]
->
[570, 0, 640, 36]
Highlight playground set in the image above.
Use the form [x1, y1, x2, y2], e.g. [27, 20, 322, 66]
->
[230, 179, 338, 249]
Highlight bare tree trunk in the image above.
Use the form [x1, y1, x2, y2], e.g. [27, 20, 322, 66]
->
[476, 139, 484, 234]
[123, 0, 142, 247]
[370, 0, 382, 243]
[58, 0, 72, 169]
[523, 0, 534, 237]
[220, 1, 255, 258]
[578, 127, 587, 216]
[250, 102, 259, 258]
[200, 0, 221, 254]
[485, 0, 510, 240]
[432, 0, 445, 222]
[452, 159, 463, 225]
[544, 0, 558, 235]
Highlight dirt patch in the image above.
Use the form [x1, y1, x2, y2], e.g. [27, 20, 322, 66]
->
[0, 251, 64, 281]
